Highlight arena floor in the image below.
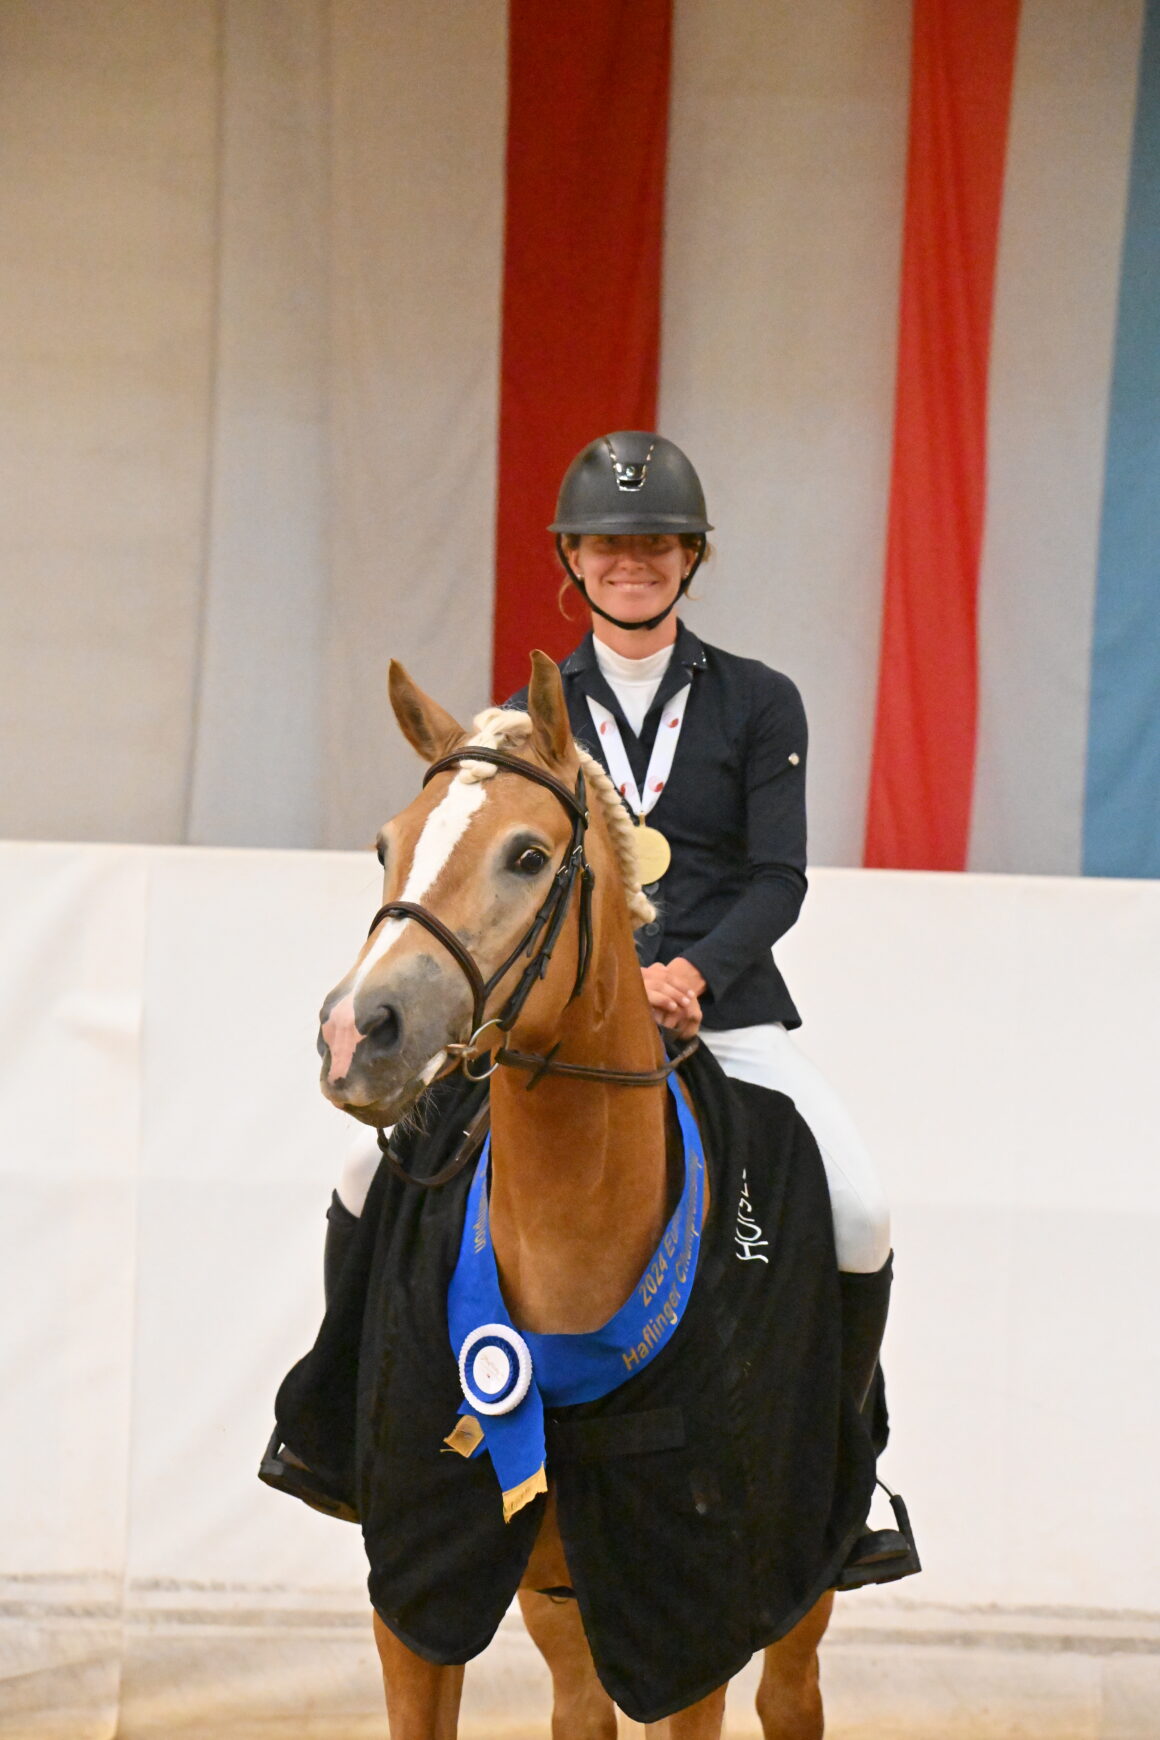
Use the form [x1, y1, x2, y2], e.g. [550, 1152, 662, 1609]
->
[3, 1595, 1158, 1739]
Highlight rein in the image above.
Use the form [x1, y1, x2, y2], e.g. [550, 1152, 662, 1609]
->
[366, 743, 698, 1189]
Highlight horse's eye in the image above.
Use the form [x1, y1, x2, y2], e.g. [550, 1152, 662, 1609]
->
[513, 846, 549, 876]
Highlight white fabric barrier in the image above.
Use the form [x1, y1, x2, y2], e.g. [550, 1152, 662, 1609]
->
[2, 841, 1158, 1734]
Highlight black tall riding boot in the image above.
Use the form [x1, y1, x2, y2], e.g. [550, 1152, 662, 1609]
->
[257, 1192, 362, 1522]
[840, 1251, 893, 1421]
[835, 1253, 921, 1589]
[322, 1190, 360, 1307]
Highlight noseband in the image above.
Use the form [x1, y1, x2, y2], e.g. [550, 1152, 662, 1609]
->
[363, 744, 696, 1188]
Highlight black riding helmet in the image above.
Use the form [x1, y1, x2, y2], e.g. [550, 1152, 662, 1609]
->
[550, 432, 713, 633]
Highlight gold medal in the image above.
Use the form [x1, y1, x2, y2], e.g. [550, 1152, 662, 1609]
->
[633, 819, 671, 884]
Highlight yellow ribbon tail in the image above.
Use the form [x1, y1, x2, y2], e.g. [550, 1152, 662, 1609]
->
[502, 1463, 548, 1523]
[443, 1415, 484, 1458]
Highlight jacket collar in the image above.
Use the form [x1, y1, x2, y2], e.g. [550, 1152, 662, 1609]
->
[560, 621, 705, 768]
[559, 619, 708, 680]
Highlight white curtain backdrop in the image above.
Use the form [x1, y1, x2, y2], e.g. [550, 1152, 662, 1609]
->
[186, 0, 331, 849]
[4, 0, 910, 861]
[1, 0, 1149, 870]
[323, 0, 507, 852]
[969, 0, 1143, 874]
[0, 2, 219, 846]
[661, 0, 912, 866]
[0, 0, 507, 855]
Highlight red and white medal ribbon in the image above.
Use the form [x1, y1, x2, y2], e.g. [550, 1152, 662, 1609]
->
[585, 685, 692, 820]
[585, 685, 692, 886]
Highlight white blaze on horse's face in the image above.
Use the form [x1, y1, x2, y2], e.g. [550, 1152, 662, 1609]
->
[318, 775, 491, 1100]
[353, 777, 490, 993]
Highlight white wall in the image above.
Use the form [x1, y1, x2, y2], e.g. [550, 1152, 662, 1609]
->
[2, 839, 1157, 1736]
[779, 867, 1160, 1609]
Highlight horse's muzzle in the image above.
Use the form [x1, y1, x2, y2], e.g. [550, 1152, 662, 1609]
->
[316, 954, 470, 1121]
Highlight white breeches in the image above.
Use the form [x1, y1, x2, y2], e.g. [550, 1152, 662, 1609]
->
[700, 1024, 891, 1275]
[337, 1023, 892, 1274]
[338, 1131, 383, 1218]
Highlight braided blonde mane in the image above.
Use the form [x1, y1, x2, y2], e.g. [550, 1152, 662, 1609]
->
[457, 706, 656, 928]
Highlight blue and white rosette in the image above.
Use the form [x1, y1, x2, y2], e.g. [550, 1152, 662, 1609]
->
[458, 1324, 534, 1416]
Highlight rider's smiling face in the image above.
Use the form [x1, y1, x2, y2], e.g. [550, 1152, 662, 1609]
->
[570, 533, 690, 625]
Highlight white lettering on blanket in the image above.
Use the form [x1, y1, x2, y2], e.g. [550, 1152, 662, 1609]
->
[734, 1168, 769, 1264]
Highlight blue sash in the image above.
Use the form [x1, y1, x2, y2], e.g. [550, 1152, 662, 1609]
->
[446, 1076, 705, 1519]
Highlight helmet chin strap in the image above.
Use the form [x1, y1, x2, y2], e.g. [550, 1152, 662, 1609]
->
[554, 535, 706, 634]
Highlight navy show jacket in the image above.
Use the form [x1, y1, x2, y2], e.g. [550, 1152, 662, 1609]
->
[511, 621, 808, 1031]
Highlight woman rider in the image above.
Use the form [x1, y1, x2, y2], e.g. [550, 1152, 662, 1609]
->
[544, 431, 893, 1280]
[265, 431, 913, 1583]
[535, 434, 907, 1584]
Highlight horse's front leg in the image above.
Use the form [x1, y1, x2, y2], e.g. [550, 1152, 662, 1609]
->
[644, 1681, 727, 1738]
[518, 1489, 617, 1739]
[754, 1591, 833, 1740]
[373, 1610, 465, 1740]
[518, 1588, 617, 1739]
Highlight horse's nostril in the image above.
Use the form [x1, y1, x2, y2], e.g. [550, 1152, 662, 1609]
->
[361, 1002, 401, 1053]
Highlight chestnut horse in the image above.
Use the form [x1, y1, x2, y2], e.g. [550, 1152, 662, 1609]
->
[316, 652, 834, 1740]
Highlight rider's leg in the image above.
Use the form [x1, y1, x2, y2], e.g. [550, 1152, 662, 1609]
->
[318, 1126, 381, 1293]
[324, 1187, 360, 1296]
[698, 1024, 896, 1422]
[700, 1022, 894, 1395]
[697, 1023, 891, 1274]
[336, 1125, 383, 1219]
[698, 1026, 911, 1581]
[840, 1255, 892, 1411]
[257, 1131, 376, 1517]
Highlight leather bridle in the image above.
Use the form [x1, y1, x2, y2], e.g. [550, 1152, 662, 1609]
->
[366, 745, 595, 1078]
[364, 743, 697, 1188]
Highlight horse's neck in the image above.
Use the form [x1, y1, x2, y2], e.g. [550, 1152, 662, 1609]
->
[487, 861, 669, 1336]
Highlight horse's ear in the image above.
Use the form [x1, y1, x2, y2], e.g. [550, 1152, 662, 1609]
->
[527, 650, 572, 767]
[388, 661, 465, 762]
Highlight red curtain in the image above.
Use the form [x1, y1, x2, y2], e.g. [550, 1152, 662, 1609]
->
[864, 0, 1021, 869]
[491, 0, 673, 702]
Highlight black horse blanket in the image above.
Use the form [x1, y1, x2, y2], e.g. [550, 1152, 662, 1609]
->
[274, 1043, 877, 1723]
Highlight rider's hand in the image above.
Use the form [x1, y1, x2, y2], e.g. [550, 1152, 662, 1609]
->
[642, 963, 703, 1040]
[659, 956, 706, 999]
